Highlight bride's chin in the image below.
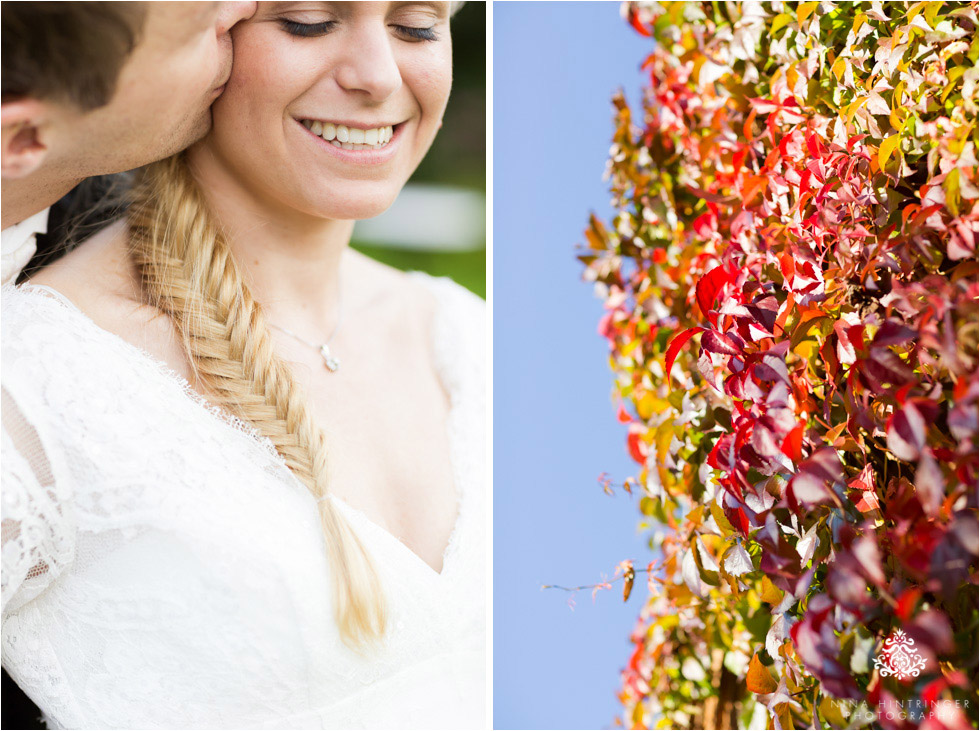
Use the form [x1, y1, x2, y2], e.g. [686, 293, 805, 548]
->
[304, 192, 398, 222]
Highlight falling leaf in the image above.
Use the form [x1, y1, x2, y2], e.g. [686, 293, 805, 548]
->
[622, 561, 636, 602]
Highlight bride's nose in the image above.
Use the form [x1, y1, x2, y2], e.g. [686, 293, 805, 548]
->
[333, 25, 402, 101]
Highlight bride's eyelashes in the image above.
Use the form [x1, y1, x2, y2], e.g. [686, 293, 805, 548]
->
[278, 18, 438, 42]
[393, 25, 438, 42]
[280, 19, 336, 36]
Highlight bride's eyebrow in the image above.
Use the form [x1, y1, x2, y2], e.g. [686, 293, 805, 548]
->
[265, 1, 332, 13]
[388, 1, 449, 18]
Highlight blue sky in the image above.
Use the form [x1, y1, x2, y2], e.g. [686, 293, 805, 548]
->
[492, 3, 657, 729]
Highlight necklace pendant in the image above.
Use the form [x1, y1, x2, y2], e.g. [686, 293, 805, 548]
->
[320, 344, 340, 373]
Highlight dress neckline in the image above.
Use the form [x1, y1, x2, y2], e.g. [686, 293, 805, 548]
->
[8, 271, 465, 579]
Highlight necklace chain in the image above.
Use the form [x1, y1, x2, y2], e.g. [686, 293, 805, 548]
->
[268, 284, 344, 372]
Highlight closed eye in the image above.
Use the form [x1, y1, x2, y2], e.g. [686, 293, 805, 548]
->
[393, 25, 438, 42]
[280, 19, 336, 37]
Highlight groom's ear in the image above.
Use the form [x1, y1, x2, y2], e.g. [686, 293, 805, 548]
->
[1, 98, 51, 179]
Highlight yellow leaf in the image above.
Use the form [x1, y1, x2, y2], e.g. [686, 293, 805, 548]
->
[890, 106, 906, 132]
[636, 392, 656, 420]
[655, 421, 674, 464]
[786, 64, 800, 95]
[797, 1, 819, 25]
[891, 80, 906, 108]
[845, 97, 866, 124]
[687, 505, 705, 526]
[771, 12, 794, 34]
[831, 57, 846, 81]
[759, 576, 784, 605]
[945, 167, 961, 216]
[710, 500, 735, 537]
[878, 134, 902, 169]
[747, 653, 779, 694]
[906, 1, 927, 22]
[924, 1, 942, 26]
[851, 12, 867, 35]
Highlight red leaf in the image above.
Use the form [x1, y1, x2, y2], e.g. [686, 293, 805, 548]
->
[781, 421, 805, 461]
[627, 6, 652, 36]
[708, 432, 735, 470]
[597, 310, 616, 339]
[895, 383, 914, 406]
[790, 448, 844, 505]
[887, 402, 927, 461]
[847, 463, 875, 492]
[854, 491, 880, 513]
[701, 329, 742, 356]
[725, 505, 750, 535]
[696, 265, 732, 326]
[665, 327, 703, 384]
[627, 431, 647, 465]
[692, 212, 716, 238]
[896, 588, 922, 622]
[805, 132, 823, 159]
[915, 449, 945, 515]
[847, 134, 868, 153]
[733, 147, 747, 174]
[616, 402, 632, 424]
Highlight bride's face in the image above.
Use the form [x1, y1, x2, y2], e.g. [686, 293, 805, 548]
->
[198, 1, 453, 221]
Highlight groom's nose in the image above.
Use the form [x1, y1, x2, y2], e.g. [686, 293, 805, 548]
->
[216, 2, 257, 36]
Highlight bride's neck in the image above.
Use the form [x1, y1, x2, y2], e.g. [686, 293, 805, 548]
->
[188, 155, 355, 335]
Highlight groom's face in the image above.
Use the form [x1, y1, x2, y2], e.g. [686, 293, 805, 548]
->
[57, 2, 256, 176]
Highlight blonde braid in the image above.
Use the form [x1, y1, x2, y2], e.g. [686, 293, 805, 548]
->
[127, 155, 387, 649]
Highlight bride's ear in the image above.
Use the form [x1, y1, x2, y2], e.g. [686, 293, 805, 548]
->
[1, 98, 51, 179]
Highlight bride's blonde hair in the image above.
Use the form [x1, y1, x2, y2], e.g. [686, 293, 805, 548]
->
[127, 154, 387, 649]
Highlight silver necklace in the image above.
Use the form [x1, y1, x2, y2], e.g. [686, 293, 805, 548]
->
[269, 289, 344, 373]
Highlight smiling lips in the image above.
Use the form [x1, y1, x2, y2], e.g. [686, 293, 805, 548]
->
[300, 119, 395, 150]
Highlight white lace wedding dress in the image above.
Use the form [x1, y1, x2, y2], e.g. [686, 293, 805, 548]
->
[0, 271, 486, 730]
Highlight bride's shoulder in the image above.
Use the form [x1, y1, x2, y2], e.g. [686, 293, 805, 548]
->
[13, 220, 194, 382]
[347, 249, 484, 337]
[24, 219, 140, 316]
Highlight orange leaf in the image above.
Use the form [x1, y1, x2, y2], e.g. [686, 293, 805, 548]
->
[622, 564, 635, 602]
[747, 653, 778, 694]
[742, 174, 769, 204]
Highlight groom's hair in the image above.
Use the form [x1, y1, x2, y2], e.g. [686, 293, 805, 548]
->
[1, 2, 146, 111]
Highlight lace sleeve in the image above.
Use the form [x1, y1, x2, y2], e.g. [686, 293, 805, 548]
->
[1, 386, 76, 617]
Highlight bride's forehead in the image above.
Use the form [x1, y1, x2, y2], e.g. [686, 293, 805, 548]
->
[259, 1, 452, 14]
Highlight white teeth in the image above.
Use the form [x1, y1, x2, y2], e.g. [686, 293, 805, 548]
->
[303, 119, 395, 150]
